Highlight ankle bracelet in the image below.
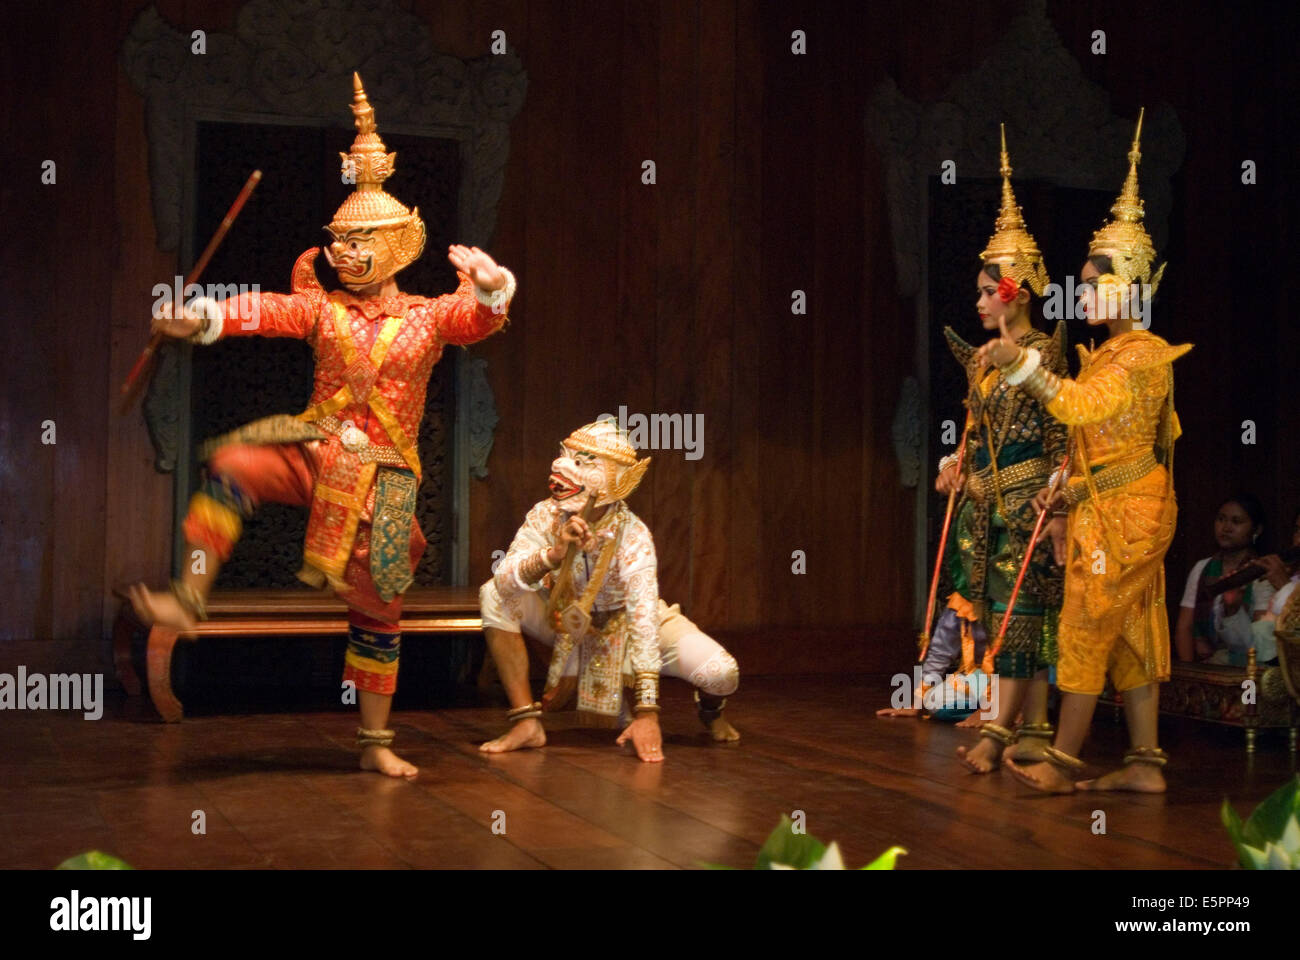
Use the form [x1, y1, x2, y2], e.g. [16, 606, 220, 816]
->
[695, 690, 726, 725]
[1016, 722, 1055, 740]
[1123, 746, 1168, 767]
[507, 702, 543, 723]
[1043, 746, 1085, 770]
[980, 722, 1015, 746]
[170, 579, 208, 621]
[357, 727, 395, 749]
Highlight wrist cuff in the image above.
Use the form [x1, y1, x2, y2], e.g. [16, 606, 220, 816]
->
[474, 266, 517, 313]
[633, 671, 659, 708]
[1002, 346, 1040, 385]
[186, 296, 224, 345]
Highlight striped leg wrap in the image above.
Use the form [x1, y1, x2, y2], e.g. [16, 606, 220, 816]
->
[344, 611, 401, 696]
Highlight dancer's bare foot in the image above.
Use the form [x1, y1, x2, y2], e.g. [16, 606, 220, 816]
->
[1003, 756, 1075, 794]
[875, 707, 920, 718]
[955, 712, 984, 729]
[709, 716, 740, 742]
[360, 745, 418, 779]
[956, 736, 1002, 773]
[480, 717, 547, 753]
[1007, 736, 1050, 762]
[1077, 763, 1166, 793]
[127, 583, 196, 632]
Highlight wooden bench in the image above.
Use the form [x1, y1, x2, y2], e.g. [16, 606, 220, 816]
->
[1099, 649, 1299, 754]
[112, 586, 482, 722]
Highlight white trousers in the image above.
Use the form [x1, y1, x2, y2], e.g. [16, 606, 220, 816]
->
[479, 580, 739, 696]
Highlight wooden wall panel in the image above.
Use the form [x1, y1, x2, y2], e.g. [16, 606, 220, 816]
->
[3, 0, 1294, 684]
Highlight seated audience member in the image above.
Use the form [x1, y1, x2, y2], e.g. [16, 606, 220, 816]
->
[1249, 507, 1300, 664]
[1175, 494, 1275, 665]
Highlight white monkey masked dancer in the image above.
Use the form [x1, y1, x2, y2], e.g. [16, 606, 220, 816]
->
[479, 420, 740, 762]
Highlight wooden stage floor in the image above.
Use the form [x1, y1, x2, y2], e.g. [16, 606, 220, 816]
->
[1, 675, 1294, 869]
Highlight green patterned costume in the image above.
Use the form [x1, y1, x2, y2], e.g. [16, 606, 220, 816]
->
[943, 323, 1068, 679]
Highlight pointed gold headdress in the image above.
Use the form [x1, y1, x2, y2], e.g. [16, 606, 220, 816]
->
[326, 73, 426, 283]
[564, 420, 651, 506]
[979, 124, 1050, 295]
[1089, 108, 1165, 298]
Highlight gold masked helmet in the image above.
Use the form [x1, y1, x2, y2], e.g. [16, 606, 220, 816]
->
[1089, 108, 1166, 298]
[979, 124, 1051, 296]
[324, 73, 427, 288]
[552, 420, 651, 509]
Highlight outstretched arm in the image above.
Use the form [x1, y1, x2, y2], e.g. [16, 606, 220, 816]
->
[423, 245, 517, 346]
[152, 289, 321, 344]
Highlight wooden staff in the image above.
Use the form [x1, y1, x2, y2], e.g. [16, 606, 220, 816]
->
[918, 422, 970, 660]
[985, 452, 1072, 663]
[118, 170, 263, 414]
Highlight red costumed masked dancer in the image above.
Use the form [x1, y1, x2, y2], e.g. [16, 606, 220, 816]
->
[129, 74, 517, 779]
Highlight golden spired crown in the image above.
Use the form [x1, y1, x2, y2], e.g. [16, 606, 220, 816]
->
[1089, 107, 1166, 297]
[327, 73, 427, 281]
[565, 420, 651, 506]
[979, 124, 1050, 295]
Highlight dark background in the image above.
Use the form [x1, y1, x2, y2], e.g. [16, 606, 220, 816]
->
[2, 0, 1296, 681]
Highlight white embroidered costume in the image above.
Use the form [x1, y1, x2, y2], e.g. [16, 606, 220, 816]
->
[480, 421, 738, 723]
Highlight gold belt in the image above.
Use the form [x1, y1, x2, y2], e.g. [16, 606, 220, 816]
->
[313, 414, 410, 468]
[965, 456, 1051, 504]
[1062, 451, 1158, 506]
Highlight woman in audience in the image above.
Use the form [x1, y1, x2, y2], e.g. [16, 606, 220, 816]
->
[1174, 493, 1275, 664]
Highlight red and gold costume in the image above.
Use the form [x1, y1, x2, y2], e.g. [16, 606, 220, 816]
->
[181, 75, 515, 696]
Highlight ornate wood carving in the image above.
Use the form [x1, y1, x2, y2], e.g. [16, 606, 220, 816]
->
[121, 0, 526, 253]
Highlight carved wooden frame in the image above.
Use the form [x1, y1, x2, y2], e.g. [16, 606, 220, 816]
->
[122, 0, 526, 585]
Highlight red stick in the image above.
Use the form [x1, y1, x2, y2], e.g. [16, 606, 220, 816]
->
[118, 170, 263, 414]
[918, 421, 969, 660]
[986, 452, 1072, 661]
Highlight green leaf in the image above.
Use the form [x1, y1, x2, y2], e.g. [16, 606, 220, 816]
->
[56, 851, 133, 871]
[1243, 775, 1300, 848]
[861, 845, 908, 870]
[1221, 798, 1252, 868]
[755, 815, 826, 870]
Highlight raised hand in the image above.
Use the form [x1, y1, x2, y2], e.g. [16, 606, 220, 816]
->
[975, 315, 1020, 368]
[447, 244, 505, 291]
